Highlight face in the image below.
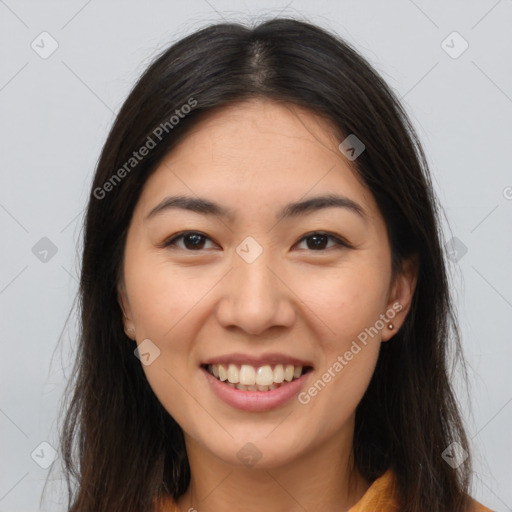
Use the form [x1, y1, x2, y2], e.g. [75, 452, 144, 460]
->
[118, 98, 416, 469]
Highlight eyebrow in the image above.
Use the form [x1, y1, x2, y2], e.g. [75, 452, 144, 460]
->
[145, 193, 367, 223]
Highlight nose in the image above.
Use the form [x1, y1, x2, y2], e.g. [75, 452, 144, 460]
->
[214, 247, 296, 336]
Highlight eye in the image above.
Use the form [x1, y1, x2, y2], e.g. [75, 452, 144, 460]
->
[294, 232, 350, 251]
[161, 230, 351, 252]
[162, 231, 217, 251]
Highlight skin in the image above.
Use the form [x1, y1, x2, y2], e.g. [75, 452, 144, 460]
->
[118, 98, 417, 512]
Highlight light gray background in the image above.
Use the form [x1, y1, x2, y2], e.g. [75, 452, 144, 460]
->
[1, 1, 511, 511]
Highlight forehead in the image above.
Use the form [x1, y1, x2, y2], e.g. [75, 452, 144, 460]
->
[134, 99, 380, 224]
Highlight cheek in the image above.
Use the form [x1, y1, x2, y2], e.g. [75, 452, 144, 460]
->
[295, 258, 388, 426]
[123, 254, 209, 426]
[300, 341, 380, 441]
[291, 258, 390, 345]
[124, 250, 209, 338]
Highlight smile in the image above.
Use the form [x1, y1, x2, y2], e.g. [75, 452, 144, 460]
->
[203, 363, 313, 392]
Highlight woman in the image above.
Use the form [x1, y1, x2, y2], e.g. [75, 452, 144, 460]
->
[58, 18, 493, 512]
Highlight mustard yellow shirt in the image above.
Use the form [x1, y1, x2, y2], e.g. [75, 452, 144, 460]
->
[154, 469, 493, 511]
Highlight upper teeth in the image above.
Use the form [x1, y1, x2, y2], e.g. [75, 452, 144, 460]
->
[209, 363, 303, 386]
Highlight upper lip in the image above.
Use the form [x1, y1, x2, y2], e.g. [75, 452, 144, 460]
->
[202, 352, 314, 368]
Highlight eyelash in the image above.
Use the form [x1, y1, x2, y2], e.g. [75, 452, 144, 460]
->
[161, 231, 351, 252]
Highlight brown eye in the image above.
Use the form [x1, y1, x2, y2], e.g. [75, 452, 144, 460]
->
[163, 231, 216, 251]
[295, 232, 349, 251]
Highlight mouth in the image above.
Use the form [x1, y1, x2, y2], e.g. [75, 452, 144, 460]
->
[201, 363, 314, 392]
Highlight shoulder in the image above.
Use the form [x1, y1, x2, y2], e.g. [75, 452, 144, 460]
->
[152, 477, 494, 512]
[349, 469, 495, 512]
[153, 493, 177, 512]
[467, 497, 495, 512]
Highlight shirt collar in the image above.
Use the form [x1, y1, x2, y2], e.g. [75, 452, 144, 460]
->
[349, 469, 400, 512]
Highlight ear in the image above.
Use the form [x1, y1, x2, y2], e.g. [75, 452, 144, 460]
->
[381, 254, 418, 342]
[117, 282, 136, 340]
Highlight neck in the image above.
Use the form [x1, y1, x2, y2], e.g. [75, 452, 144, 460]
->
[175, 419, 370, 512]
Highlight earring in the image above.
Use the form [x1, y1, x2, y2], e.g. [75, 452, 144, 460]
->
[123, 314, 135, 335]
[388, 323, 394, 330]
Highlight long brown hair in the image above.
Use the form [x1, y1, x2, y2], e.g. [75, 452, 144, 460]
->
[54, 17, 473, 511]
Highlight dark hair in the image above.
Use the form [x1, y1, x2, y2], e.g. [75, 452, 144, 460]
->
[56, 17, 473, 512]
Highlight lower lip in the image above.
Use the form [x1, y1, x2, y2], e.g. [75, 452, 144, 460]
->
[201, 367, 311, 412]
